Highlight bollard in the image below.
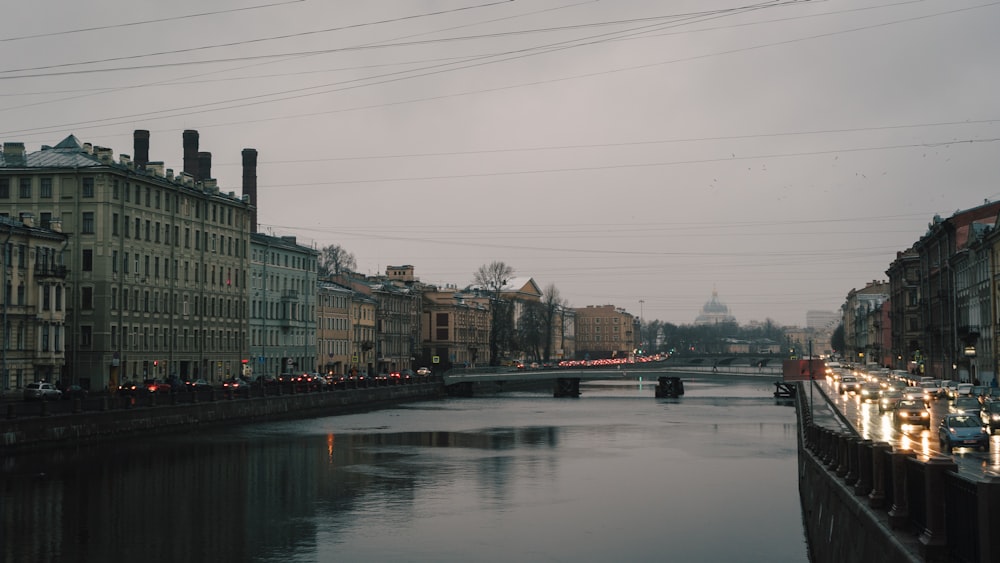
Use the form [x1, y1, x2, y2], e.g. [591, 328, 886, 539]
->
[868, 442, 892, 508]
[844, 437, 860, 485]
[192, 389, 199, 404]
[918, 456, 958, 559]
[888, 449, 915, 529]
[853, 440, 874, 496]
[836, 434, 851, 477]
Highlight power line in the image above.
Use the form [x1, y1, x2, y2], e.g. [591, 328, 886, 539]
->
[250, 137, 1000, 188]
[0, 1, 306, 42]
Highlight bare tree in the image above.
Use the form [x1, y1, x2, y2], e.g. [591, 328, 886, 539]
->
[318, 244, 357, 278]
[474, 261, 515, 366]
[540, 284, 566, 362]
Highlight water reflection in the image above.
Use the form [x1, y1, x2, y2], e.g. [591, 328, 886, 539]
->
[2, 379, 809, 563]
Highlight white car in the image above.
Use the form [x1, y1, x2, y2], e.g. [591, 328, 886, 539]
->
[23, 382, 63, 401]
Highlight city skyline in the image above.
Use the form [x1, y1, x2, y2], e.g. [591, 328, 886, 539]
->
[3, 1, 997, 326]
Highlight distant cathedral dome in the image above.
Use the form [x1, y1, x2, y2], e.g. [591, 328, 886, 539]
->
[694, 288, 736, 325]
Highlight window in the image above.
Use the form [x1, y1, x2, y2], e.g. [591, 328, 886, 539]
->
[0, 178, 8, 198]
[42, 285, 51, 310]
[82, 177, 94, 198]
[112, 179, 119, 199]
[82, 212, 95, 234]
[155, 222, 160, 243]
[145, 220, 150, 241]
[112, 213, 119, 235]
[80, 326, 93, 347]
[81, 287, 93, 310]
[18, 178, 31, 198]
[82, 249, 93, 271]
[40, 178, 53, 198]
[40, 212, 51, 228]
[134, 218, 140, 239]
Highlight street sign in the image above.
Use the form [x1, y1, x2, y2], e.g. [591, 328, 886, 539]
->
[432, 355, 440, 364]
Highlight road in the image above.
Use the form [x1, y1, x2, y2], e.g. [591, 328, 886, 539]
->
[814, 376, 1000, 479]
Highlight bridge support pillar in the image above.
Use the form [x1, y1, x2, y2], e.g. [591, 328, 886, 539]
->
[918, 456, 958, 560]
[867, 442, 892, 509]
[554, 378, 580, 398]
[888, 449, 915, 529]
[655, 377, 684, 398]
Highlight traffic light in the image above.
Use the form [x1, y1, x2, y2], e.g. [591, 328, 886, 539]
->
[153, 360, 158, 367]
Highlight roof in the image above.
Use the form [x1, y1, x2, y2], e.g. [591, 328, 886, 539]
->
[0, 135, 104, 169]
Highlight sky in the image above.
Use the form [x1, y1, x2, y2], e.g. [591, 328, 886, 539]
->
[3, 0, 999, 327]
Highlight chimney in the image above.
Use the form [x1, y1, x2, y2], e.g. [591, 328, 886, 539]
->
[197, 151, 212, 181]
[242, 148, 258, 233]
[183, 130, 199, 177]
[19, 212, 34, 228]
[133, 129, 150, 169]
[2, 142, 26, 164]
[49, 219, 62, 233]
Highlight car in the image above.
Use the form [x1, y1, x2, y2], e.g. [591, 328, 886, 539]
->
[938, 413, 989, 453]
[23, 382, 62, 401]
[144, 379, 172, 394]
[950, 396, 982, 415]
[185, 378, 211, 391]
[901, 387, 925, 403]
[859, 382, 882, 403]
[416, 367, 432, 376]
[893, 399, 930, 429]
[981, 387, 1000, 405]
[878, 389, 902, 414]
[949, 383, 974, 400]
[253, 376, 278, 389]
[117, 380, 141, 396]
[981, 402, 1000, 434]
[222, 378, 246, 392]
[62, 384, 89, 400]
[839, 376, 861, 394]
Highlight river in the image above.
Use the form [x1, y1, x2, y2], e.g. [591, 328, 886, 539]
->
[1, 374, 809, 563]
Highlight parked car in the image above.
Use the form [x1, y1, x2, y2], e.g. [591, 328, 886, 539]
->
[23, 382, 62, 401]
[893, 399, 930, 429]
[981, 402, 1000, 434]
[185, 378, 211, 391]
[62, 384, 89, 400]
[938, 413, 989, 453]
[144, 379, 172, 394]
[416, 367, 432, 376]
[253, 376, 278, 389]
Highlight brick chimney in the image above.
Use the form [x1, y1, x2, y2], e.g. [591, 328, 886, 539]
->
[242, 148, 258, 233]
[183, 130, 199, 177]
[133, 129, 150, 169]
[2, 142, 26, 164]
[197, 151, 212, 181]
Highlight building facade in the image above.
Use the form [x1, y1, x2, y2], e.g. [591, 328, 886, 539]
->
[0, 214, 69, 389]
[249, 233, 319, 377]
[573, 304, 637, 360]
[316, 281, 353, 376]
[1, 131, 253, 390]
[422, 284, 491, 370]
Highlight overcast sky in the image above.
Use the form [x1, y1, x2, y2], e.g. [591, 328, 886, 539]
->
[3, 0, 998, 327]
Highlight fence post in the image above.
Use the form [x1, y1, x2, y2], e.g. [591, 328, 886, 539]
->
[918, 456, 958, 560]
[888, 449, 915, 529]
[868, 442, 893, 509]
[853, 439, 873, 496]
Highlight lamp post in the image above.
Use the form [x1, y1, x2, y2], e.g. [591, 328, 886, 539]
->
[639, 299, 644, 350]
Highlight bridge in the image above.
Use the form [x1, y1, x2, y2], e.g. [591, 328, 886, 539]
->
[441, 360, 782, 397]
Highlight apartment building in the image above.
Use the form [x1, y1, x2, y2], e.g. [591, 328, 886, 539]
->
[574, 304, 637, 360]
[0, 130, 253, 390]
[0, 214, 69, 389]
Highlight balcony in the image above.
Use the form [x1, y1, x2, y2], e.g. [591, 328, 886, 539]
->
[34, 264, 68, 279]
[281, 290, 299, 302]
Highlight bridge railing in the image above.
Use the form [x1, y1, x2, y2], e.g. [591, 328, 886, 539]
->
[659, 364, 782, 376]
[796, 384, 1000, 563]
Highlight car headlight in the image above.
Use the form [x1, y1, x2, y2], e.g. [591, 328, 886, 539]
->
[921, 412, 929, 417]
[900, 412, 908, 417]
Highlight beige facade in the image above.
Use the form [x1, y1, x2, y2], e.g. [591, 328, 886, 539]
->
[422, 285, 491, 369]
[573, 304, 637, 360]
[316, 281, 352, 376]
[351, 296, 376, 375]
[0, 214, 69, 389]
